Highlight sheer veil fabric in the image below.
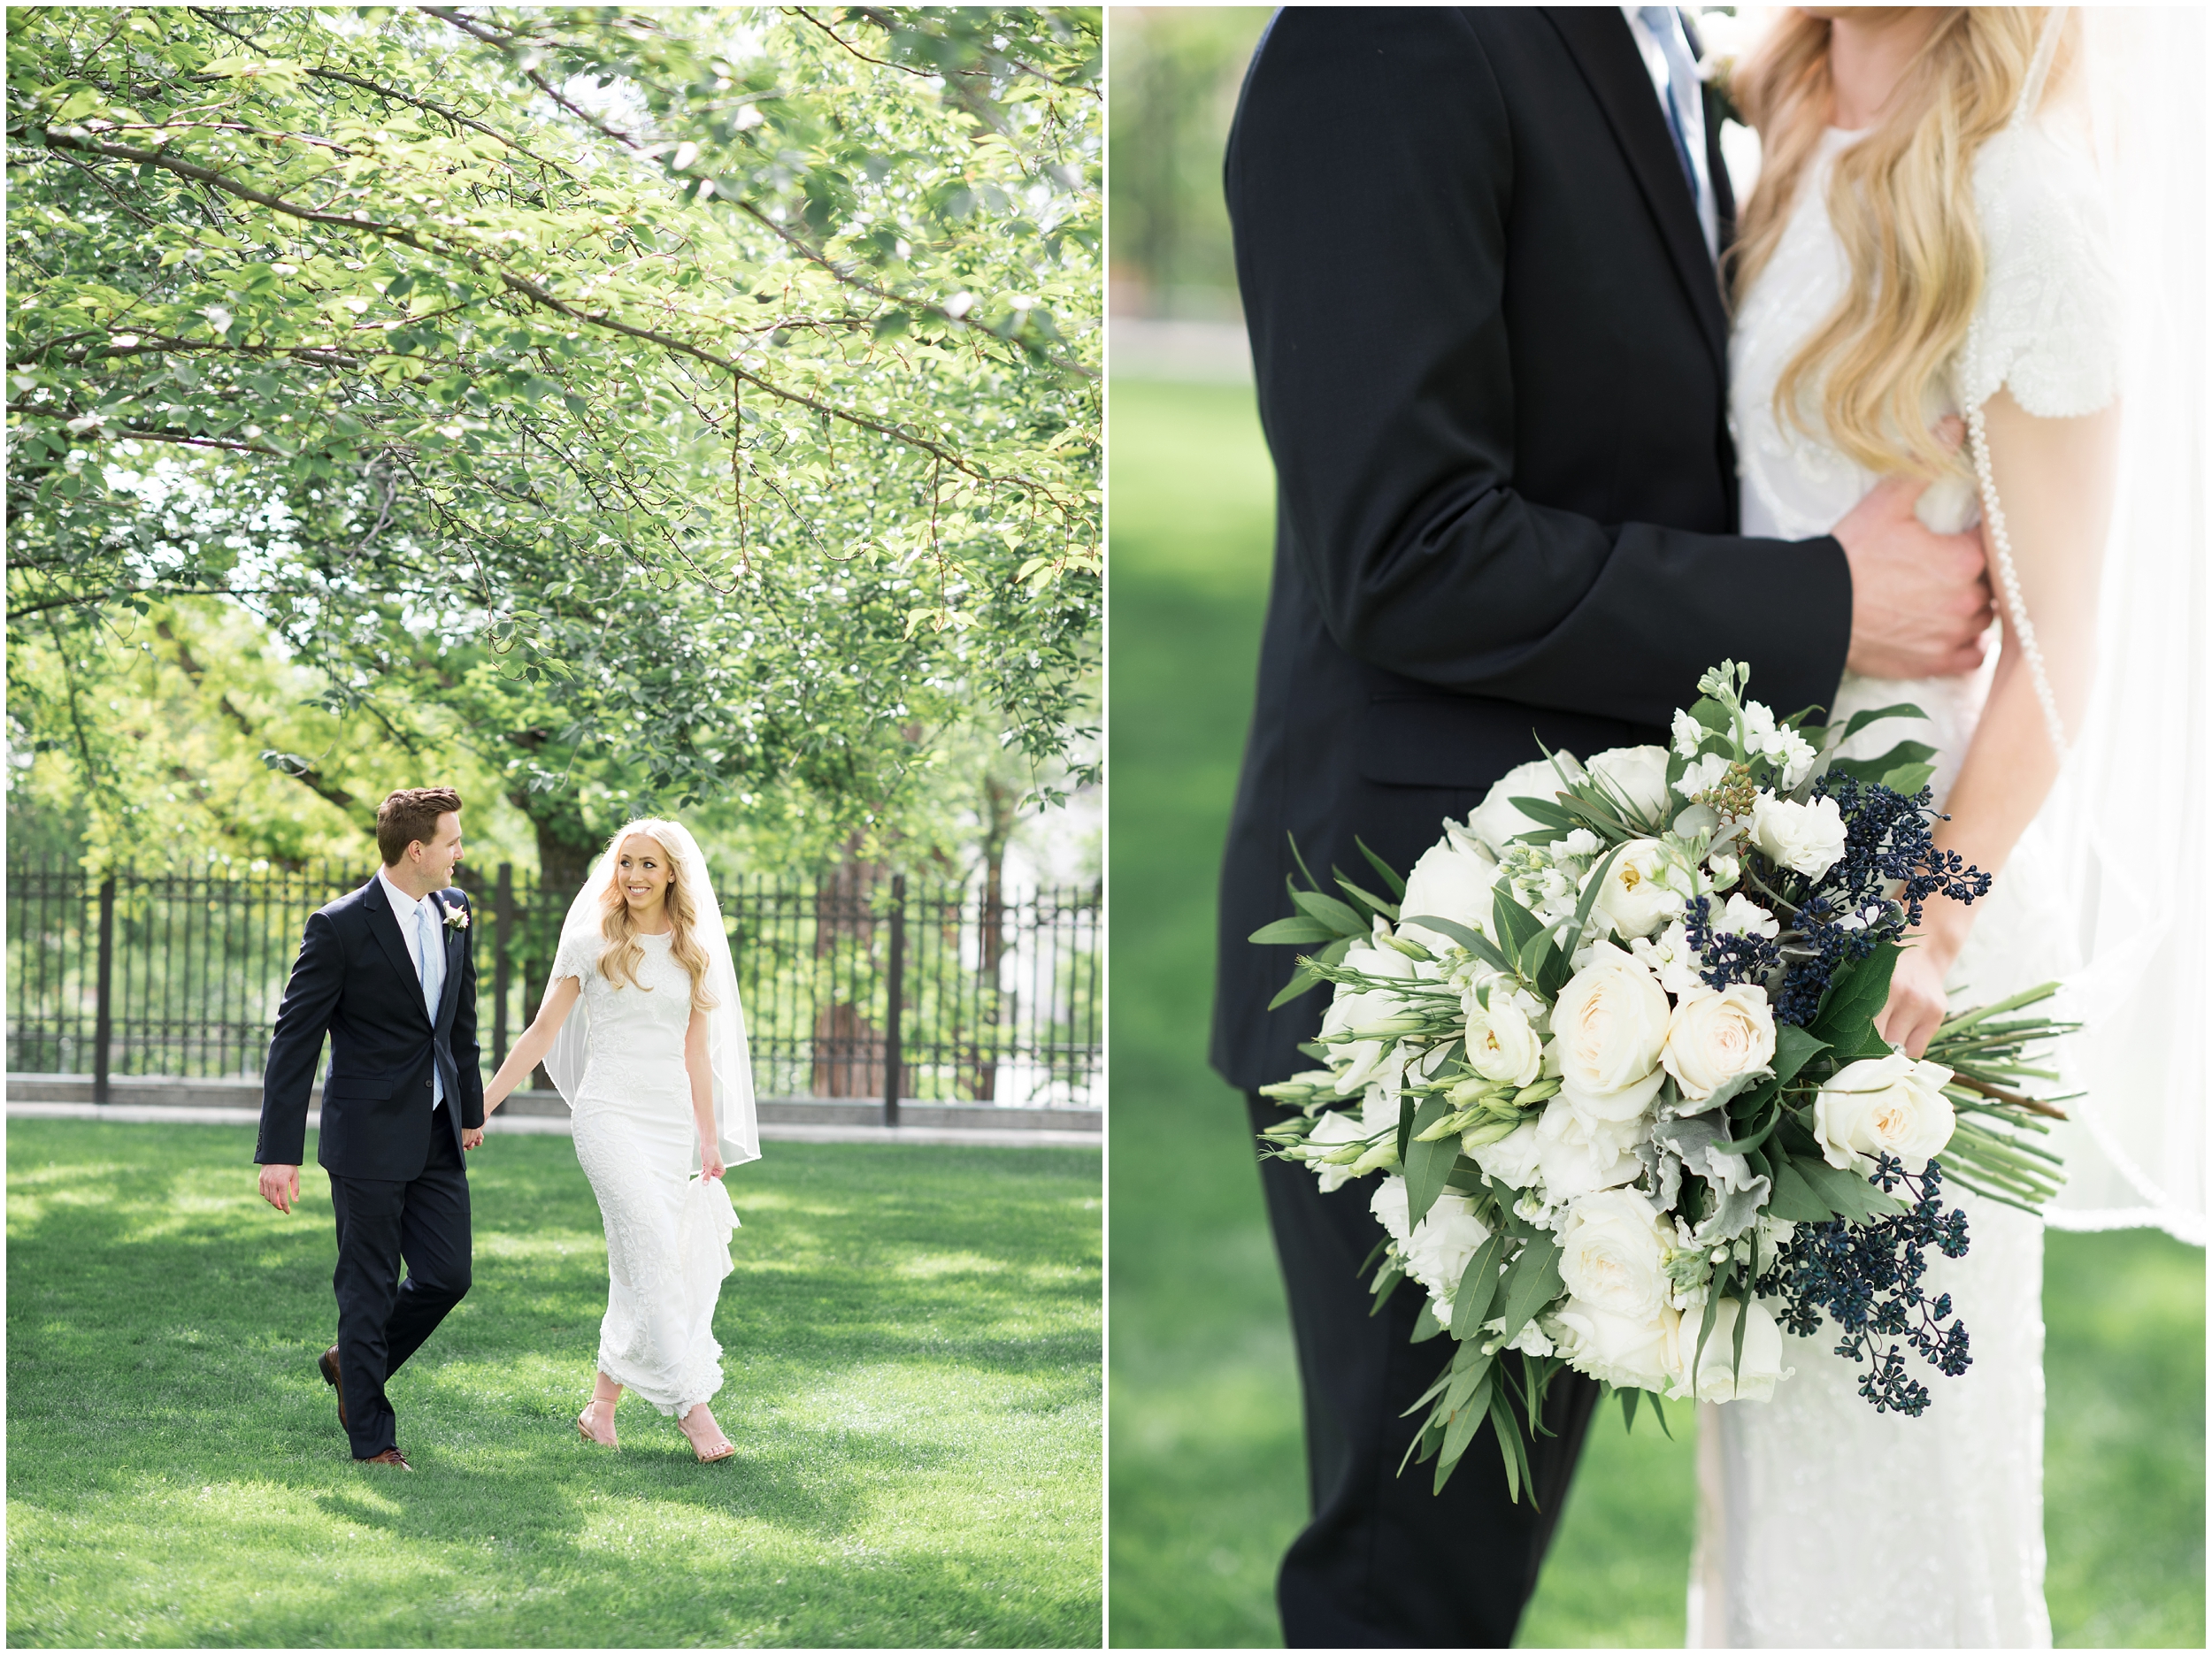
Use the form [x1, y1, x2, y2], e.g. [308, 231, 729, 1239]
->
[544, 819, 761, 1172]
[2034, 5, 2207, 1245]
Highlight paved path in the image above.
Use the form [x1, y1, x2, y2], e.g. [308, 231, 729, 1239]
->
[5, 1101, 1099, 1150]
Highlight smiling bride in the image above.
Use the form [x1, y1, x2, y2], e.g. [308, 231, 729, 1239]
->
[480, 818, 760, 1462]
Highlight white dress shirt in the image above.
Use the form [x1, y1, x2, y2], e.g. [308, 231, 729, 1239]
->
[1622, 4, 1719, 259]
[378, 868, 446, 1110]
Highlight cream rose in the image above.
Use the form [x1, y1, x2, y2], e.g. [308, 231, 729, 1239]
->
[1463, 991, 1544, 1087]
[1814, 1051, 1958, 1175]
[1586, 745, 1673, 826]
[1555, 1187, 1674, 1324]
[1398, 831, 1501, 955]
[1549, 943, 1671, 1122]
[1749, 791, 1847, 879]
[1587, 838, 1692, 941]
[1664, 1295, 1788, 1403]
[1554, 1301, 1676, 1393]
[1467, 754, 1586, 857]
[1662, 985, 1778, 1104]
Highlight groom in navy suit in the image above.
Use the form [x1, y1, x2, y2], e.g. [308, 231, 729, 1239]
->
[257, 787, 484, 1467]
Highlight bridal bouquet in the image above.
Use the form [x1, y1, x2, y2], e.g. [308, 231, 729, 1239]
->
[1255, 663, 2072, 1498]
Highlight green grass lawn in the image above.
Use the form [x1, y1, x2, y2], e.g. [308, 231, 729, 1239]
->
[7, 1120, 1101, 1648]
[1104, 374, 2206, 1649]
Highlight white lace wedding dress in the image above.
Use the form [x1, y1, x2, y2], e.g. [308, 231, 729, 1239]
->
[553, 929, 741, 1418]
[1690, 116, 2121, 1649]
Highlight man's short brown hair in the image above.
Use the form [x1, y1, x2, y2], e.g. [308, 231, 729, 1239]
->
[376, 787, 463, 866]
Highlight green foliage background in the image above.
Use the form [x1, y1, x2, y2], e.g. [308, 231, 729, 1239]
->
[7, 5, 1100, 880]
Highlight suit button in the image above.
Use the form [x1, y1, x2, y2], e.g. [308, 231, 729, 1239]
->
[425, 1079, 433, 1090]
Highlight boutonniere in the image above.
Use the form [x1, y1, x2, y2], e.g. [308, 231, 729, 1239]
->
[441, 898, 470, 931]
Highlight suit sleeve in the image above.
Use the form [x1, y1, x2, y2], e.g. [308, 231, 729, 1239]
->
[452, 897, 484, 1126]
[257, 909, 341, 1167]
[1225, 10, 1852, 728]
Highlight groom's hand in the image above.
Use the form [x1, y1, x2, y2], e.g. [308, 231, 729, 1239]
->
[1834, 463, 1995, 680]
[258, 1163, 301, 1214]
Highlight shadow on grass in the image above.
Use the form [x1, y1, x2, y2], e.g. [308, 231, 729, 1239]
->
[8, 1120, 1101, 1647]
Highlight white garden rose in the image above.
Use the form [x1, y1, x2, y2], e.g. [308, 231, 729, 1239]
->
[1555, 1187, 1674, 1324]
[1664, 1295, 1788, 1403]
[1549, 943, 1671, 1122]
[1466, 753, 1586, 857]
[1533, 1098, 1646, 1199]
[1815, 1051, 1958, 1175]
[1398, 830, 1501, 955]
[1371, 1177, 1493, 1313]
[1553, 1300, 1676, 1393]
[1662, 985, 1778, 1103]
[1463, 991, 1544, 1087]
[1586, 745, 1673, 825]
[1467, 1116, 1545, 1191]
[1749, 791, 1847, 879]
[1587, 837, 1692, 940]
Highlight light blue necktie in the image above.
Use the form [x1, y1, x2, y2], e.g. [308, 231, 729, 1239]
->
[414, 900, 445, 1110]
[1639, 6, 1717, 257]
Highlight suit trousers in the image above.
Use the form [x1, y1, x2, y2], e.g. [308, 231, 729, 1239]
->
[326, 1104, 472, 1459]
[1248, 1093, 1601, 1647]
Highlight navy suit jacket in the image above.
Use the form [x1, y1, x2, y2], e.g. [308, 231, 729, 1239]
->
[1210, 8, 1855, 1092]
[256, 875, 484, 1181]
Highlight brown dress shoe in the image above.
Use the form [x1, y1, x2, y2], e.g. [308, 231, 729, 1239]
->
[355, 1448, 413, 1469]
[319, 1345, 347, 1428]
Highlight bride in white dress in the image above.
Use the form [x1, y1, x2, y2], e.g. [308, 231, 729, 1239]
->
[479, 818, 761, 1462]
[1688, 8, 2123, 1646]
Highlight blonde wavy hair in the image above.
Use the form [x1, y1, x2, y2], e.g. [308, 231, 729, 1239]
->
[1726, 7, 2077, 481]
[596, 820, 718, 1010]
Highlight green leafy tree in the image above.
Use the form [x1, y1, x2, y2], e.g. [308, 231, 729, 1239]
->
[7, 4, 1100, 886]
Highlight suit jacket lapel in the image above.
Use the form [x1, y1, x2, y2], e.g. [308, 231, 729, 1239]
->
[364, 877, 434, 1031]
[1543, 6, 1731, 375]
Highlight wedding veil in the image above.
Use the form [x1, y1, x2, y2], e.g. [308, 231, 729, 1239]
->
[543, 818, 762, 1172]
[2014, 6, 2206, 1245]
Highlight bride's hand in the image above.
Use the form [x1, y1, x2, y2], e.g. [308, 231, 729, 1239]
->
[1875, 945, 1952, 1059]
[701, 1138, 725, 1180]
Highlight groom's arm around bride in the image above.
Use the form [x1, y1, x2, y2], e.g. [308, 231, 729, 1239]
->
[1211, 8, 1996, 1646]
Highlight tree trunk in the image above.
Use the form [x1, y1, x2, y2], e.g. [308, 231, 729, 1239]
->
[811, 835, 887, 1099]
[965, 775, 1018, 1102]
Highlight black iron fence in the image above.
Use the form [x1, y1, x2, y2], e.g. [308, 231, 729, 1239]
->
[5, 860, 1102, 1114]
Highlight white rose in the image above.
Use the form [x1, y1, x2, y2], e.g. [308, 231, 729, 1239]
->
[1555, 1187, 1674, 1323]
[1587, 837, 1692, 941]
[1463, 991, 1544, 1087]
[1371, 1177, 1493, 1312]
[1586, 745, 1672, 825]
[1814, 1051, 1958, 1175]
[1664, 1295, 1788, 1403]
[1467, 1116, 1545, 1191]
[1554, 1300, 1677, 1393]
[1466, 753, 1586, 857]
[1549, 943, 1671, 1122]
[1533, 1099, 1646, 1199]
[1398, 831, 1501, 955]
[1749, 792, 1847, 880]
[1662, 985, 1778, 1102]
